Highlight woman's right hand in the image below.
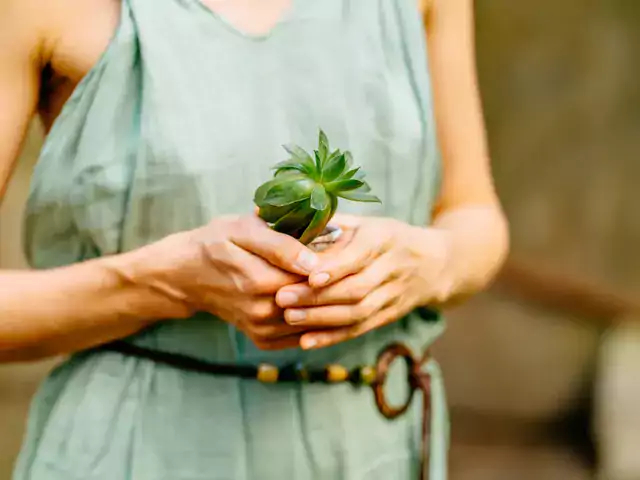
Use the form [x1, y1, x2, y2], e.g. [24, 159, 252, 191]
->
[128, 215, 319, 350]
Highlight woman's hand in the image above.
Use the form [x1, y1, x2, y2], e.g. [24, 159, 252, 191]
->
[129, 215, 319, 350]
[274, 215, 455, 349]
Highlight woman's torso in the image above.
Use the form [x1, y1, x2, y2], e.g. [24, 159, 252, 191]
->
[15, 1, 450, 479]
[27, 0, 443, 368]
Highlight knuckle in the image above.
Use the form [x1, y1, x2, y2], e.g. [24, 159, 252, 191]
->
[247, 327, 270, 343]
[238, 277, 260, 295]
[338, 325, 360, 343]
[271, 246, 288, 264]
[352, 302, 374, 321]
[350, 282, 373, 301]
[385, 305, 402, 322]
[233, 216, 258, 237]
[247, 329, 275, 348]
[252, 276, 281, 295]
[248, 267, 292, 294]
[307, 290, 323, 306]
[227, 217, 244, 233]
[242, 271, 282, 296]
[432, 283, 452, 305]
[247, 303, 277, 323]
[240, 304, 255, 322]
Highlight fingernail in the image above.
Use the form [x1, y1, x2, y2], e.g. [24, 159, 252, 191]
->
[311, 272, 330, 287]
[277, 291, 298, 307]
[301, 337, 318, 349]
[287, 310, 307, 324]
[295, 250, 318, 274]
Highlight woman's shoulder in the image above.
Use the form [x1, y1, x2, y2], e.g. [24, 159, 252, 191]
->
[10, 0, 122, 127]
[42, 0, 120, 85]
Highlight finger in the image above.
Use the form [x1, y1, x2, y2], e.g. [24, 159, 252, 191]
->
[245, 316, 310, 351]
[240, 297, 284, 324]
[276, 254, 395, 307]
[249, 321, 309, 339]
[308, 227, 384, 288]
[230, 216, 319, 276]
[299, 304, 402, 350]
[283, 281, 399, 327]
[225, 244, 301, 294]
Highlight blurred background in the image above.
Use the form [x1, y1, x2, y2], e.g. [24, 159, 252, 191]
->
[1, 1, 639, 479]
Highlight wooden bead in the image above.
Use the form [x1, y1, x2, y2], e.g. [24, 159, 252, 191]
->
[360, 366, 377, 385]
[257, 364, 279, 383]
[326, 364, 349, 383]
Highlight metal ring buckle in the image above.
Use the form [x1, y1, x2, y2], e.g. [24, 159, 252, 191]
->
[372, 342, 427, 419]
[372, 342, 433, 480]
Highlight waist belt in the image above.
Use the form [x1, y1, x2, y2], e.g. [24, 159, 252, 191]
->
[96, 340, 433, 480]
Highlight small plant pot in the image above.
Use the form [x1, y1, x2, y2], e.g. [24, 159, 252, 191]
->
[308, 225, 342, 252]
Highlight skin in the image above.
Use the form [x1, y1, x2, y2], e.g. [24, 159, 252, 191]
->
[0, 0, 508, 362]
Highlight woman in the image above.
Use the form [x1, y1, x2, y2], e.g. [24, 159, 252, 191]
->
[0, 0, 508, 478]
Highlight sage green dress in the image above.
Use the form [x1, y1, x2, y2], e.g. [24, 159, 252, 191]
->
[14, 0, 449, 478]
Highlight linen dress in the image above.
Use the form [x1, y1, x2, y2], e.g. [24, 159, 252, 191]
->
[14, 0, 449, 478]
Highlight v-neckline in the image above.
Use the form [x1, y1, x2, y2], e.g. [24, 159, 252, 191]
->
[192, 0, 298, 41]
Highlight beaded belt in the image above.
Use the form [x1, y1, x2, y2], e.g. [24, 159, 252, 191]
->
[97, 340, 433, 480]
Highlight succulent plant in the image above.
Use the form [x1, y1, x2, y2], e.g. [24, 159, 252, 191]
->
[254, 129, 380, 244]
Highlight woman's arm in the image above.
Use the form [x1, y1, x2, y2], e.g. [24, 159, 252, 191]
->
[0, 0, 41, 198]
[0, 255, 189, 362]
[424, 0, 509, 300]
[0, 0, 317, 362]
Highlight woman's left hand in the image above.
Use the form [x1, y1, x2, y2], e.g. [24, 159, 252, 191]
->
[275, 215, 456, 350]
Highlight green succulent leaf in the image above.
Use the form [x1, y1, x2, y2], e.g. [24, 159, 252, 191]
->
[274, 168, 304, 178]
[318, 129, 329, 163]
[254, 181, 274, 206]
[357, 181, 372, 192]
[263, 177, 315, 206]
[310, 184, 330, 211]
[273, 158, 315, 176]
[342, 167, 360, 180]
[323, 149, 341, 172]
[254, 176, 300, 206]
[314, 150, 323, 173]
[272, 200, 315, 238]
[298, 205, 332, 245]
[256, 131, 381, 240]
[353, 169, 366, 181]
[258, 201, 302, 224]
[336, 190, 381, 203]
[329, 195, 339, 219]
[322, 153, 347, 182]
[325, 178, 364, 192]
[344, 151, 353, 169]
[283, 144, 314, 164]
